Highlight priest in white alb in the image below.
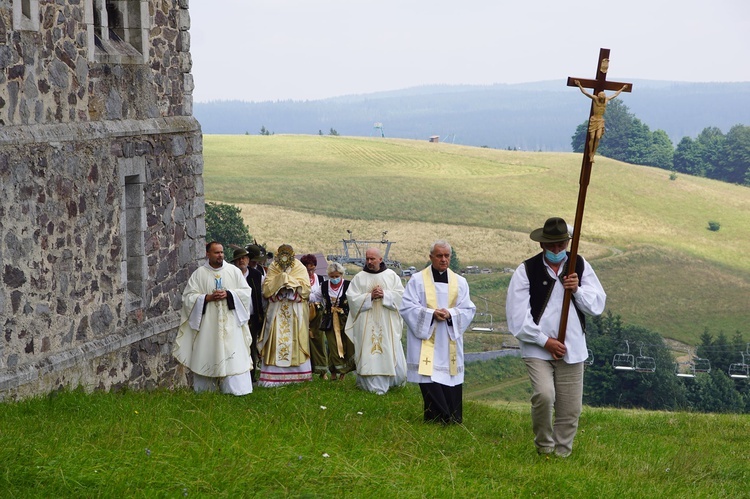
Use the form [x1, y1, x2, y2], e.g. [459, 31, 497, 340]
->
[174, 241, 255, 395]
[400, 241, 475, 424]
[345, 247, 407, 394]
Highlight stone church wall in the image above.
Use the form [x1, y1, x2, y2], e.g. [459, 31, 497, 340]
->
[0, 0, 203, 399]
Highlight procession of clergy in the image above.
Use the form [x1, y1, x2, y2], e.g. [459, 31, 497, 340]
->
[174, 217, 606, 448]
[173, 238, 477, 425]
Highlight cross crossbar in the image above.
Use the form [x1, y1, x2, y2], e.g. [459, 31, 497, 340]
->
[566, 48, 633, 94]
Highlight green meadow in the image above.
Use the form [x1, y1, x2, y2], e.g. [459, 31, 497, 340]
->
[1, 372, 748, 497]
[3, 135, 748, 496]
[203, 134, 750, 345]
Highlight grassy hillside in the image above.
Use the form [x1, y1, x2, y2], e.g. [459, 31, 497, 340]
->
[1, 380, 748, 497]
[203, 134, 750, 344]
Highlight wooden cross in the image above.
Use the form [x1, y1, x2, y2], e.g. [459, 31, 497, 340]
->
[557, 48, 633, 347]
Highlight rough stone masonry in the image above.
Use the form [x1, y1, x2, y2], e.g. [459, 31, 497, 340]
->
[0, 0, 204, 399]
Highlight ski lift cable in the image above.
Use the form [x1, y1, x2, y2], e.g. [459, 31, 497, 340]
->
[469, 294, 504, 307]
[587, 340, 749, 354]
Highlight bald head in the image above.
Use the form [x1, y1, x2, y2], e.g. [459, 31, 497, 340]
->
[365, 247, 383, 271]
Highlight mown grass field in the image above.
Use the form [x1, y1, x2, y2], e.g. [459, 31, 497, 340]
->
[1, 368, 748, 498]
[203, 134, 750, 344]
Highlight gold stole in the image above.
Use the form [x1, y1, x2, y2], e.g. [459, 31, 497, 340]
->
[331, 306, 345, 358]
[274, 300, 294, 367]
[418, 267, 459, 376]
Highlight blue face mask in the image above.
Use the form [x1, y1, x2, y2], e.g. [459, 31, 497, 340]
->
[330, 277, 342, 285]
[545, 249, 567, 264]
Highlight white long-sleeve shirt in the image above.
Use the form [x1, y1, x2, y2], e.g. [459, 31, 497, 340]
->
[506, 254, 606, 363]
[309, 273, 324, 304]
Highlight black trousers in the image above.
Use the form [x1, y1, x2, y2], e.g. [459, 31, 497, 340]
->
[419, 382, 463, 424]
[249, 323, 261, 381]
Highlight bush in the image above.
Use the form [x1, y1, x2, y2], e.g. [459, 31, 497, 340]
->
[205, 202, 252, 248]
[707, 220, 721, 232]
[685, 369, 745, 413]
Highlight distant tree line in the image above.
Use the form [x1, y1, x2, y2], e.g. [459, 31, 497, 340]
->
[571, 101, 750, 185]
[584, 312, 749, 414]
[196, 82, 750, 152]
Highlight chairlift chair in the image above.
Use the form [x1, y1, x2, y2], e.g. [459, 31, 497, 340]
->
[635, 345, 656, 373]
[728, 352, 749, 379]
[613, 341, 635, 371]
[675, 361, 696, 378]
[470, 313, 493, 332]
[693, 357, 711, 374]
[471, 296, 494, 332]
[585, 348, 594, 367]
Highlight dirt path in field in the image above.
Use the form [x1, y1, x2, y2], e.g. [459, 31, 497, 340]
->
[466, 376, 529, 399]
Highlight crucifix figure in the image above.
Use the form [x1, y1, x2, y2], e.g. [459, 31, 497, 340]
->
[574, 80, 629, 161]
[555, 49, 633, 347]
[567, 51, 632, 164]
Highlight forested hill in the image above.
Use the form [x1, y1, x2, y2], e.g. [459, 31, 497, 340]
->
[194, 80, 750, 151]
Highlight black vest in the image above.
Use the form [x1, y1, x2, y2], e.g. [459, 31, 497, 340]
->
[321, 279, 349, 316]
[523, 252, 586, 332]
[245, 267, 264, 331]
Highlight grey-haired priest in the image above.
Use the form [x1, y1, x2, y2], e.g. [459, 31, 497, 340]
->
[400, 240, 476, 424]
[506, 217, 606, 457]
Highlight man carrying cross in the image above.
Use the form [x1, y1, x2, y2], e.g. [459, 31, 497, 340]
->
[506, 217, 606, 457]
[400, 241, 475, 424]
[504, 48, 623, 458]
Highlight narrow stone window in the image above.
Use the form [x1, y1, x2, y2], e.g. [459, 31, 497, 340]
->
[87, 0, 149, 64]
[13, 0, 40, 31]
[120, 157, 147, 311]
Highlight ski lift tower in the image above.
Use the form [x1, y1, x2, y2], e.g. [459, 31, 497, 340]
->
[327, 230, 401, 271]
[372, 122, 385, 138]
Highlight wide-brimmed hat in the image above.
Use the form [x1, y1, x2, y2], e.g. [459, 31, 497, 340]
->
[246, 244, 266, 263]
[230, 247, 250, 262]
[529, 217, 572, 243]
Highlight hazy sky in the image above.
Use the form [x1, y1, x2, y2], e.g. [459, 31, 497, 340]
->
[189, 0, 749, 103]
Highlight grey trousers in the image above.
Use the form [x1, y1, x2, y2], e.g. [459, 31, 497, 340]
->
[524, 358, 584, 457]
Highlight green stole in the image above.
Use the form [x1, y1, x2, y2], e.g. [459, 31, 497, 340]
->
[418, 267, 459, 376]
